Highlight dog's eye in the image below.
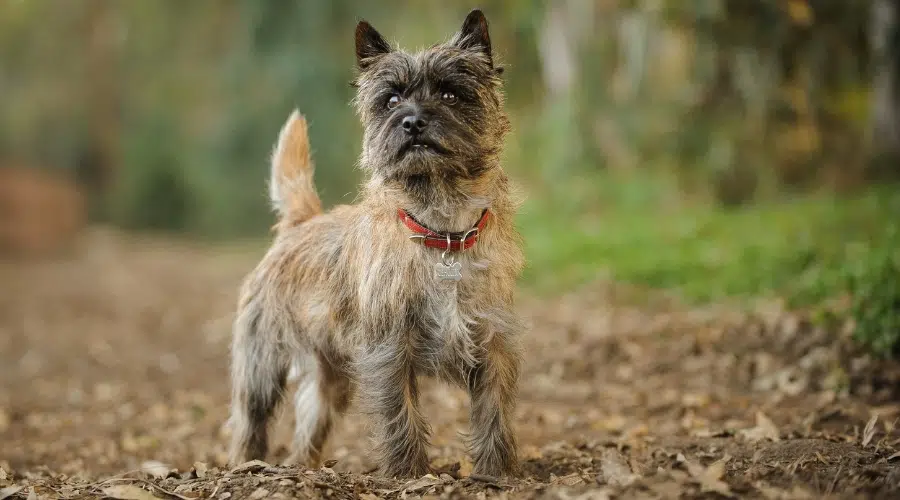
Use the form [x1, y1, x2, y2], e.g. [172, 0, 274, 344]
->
[441, 91, 458, 105]
[386, 94, 402, 110]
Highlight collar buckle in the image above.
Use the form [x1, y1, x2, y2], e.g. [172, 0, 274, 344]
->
[400, 209, 489, 252]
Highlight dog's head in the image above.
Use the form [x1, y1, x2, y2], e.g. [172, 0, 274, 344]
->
[352, 9, 509, 183]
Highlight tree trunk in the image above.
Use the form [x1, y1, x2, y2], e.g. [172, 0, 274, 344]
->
[870, 0, 900, 177]
[78, 0, 122, 210]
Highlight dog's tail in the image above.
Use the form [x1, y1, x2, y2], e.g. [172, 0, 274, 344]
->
[269, 110, 322, 230]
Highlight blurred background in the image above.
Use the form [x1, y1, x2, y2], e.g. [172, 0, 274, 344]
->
[1, 0, 899, 351]
[3, 2, 900, 486]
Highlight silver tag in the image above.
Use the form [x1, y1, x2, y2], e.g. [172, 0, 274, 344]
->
[434, 261, 463, 281]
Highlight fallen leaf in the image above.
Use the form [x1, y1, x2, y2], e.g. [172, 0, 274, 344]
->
[25, 488, 35, 500]
[358, 494, 380, 500]
[521, 445, 543, 460]
[682, 392, 711, 408]
[887, 451, 900, 461]
[458, 458, 473, 478]
[571, 490, 612, 500]
[739, 412, 780, 443]
[432, 460, 461, 479]
[647, 479, 682, 499]
[322, 459, 338, 468]
[557, 473, 584, 486]
[703, 455, 732, 496]
[140, 460, 169, 479]
[402, 474, 443, 494]
[192, 462, 208, 479]
[861, 414, 878, 447]
[885, 417, 898, 435]
[755, 481, 814, 499]
[230, 460, 269, 474]
[683, 454, 733, 498]
[692, 428, 733, 438]
[173, 484, 194, 495]
[0, 486, 23, 500]
[598, 449, 639, 487]
[102, 484, 159, 500]
[592, 415, 627, 432]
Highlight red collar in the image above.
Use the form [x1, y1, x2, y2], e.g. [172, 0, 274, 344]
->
[398, 208, 490, 251]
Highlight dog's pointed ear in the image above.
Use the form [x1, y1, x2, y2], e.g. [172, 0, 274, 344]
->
[355, 20, 391, 69]
[452, 9, 493, 65]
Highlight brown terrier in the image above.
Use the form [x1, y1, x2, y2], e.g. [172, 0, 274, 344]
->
[227, 9, 524, 478]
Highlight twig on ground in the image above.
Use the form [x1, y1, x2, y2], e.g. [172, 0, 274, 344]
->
[467, 474, 507, 488]
[826, 464, 843, 496]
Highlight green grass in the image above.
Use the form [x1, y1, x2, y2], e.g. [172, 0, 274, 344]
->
[517, 172, 900, 356]
[517, 174, 900, 308]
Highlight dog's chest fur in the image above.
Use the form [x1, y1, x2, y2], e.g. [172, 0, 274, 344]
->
[351, 218, 492, 369]
[262, 194, 522, 381]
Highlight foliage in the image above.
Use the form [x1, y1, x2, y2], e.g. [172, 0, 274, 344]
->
[518, 177, 900, 354]
[1, 1, 890, 235]
[845, 235, 900, 358]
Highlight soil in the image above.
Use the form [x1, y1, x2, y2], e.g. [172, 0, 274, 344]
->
[2, 228, 899, 499]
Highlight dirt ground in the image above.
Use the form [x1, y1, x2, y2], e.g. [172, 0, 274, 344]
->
[2, 228, 899, 499]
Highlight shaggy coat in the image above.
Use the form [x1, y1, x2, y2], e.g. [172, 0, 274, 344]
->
[228, 9, 524, 478]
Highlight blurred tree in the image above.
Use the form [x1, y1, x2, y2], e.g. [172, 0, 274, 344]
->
[78, 0, 124, 217]
[0, 0, 891, 235]
[870, 0, 900, 178]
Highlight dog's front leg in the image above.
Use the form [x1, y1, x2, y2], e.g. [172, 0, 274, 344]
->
[359, 342, 432, 478]
[467, 330, 522, 477]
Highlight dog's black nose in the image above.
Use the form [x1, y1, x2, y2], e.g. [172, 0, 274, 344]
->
[401, 114, 428, 135]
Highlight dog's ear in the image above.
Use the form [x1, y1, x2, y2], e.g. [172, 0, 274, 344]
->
[452, 9, 493, 66]
[355, 20, 391, 69]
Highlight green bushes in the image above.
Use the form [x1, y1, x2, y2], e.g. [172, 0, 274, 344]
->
[518, 177, 900, 357]
[846, 235, 900, 357]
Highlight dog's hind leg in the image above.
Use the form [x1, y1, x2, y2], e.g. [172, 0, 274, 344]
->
[285, 348, 353, 467]
[227, 302, 289, 465]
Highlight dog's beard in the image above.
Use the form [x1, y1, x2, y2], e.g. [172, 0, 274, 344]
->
[365, 121, 486, 182]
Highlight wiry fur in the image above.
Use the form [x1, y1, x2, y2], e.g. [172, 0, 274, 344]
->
[228, 9, 525, 478]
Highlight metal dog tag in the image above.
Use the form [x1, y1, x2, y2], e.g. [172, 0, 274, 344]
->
[434, 261, 463, 281]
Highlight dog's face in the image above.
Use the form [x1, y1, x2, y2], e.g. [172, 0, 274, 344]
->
[352, 10, 509, 182]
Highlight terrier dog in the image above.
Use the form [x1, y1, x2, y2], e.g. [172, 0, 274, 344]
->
[227, 9, 524, 478]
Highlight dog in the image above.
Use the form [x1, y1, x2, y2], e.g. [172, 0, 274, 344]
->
[227, 8, 525, 478]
